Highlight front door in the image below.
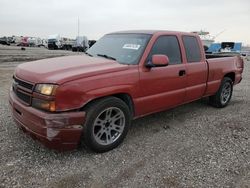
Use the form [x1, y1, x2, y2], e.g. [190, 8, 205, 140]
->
[137, 35, 187, 116]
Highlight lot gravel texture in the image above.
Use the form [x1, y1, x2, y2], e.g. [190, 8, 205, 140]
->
[0, 45, 250, 188]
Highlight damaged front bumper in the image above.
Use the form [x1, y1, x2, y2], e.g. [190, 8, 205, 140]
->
[9, 90, 86, 151]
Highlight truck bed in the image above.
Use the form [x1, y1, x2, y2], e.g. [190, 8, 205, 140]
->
[205, 55, 244, 97]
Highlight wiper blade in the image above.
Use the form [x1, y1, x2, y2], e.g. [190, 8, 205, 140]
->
[97, 54, 116, 60]
[84, 52, 93, 57]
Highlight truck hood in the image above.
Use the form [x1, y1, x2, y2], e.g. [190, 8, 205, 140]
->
[15, 55, 129, 84]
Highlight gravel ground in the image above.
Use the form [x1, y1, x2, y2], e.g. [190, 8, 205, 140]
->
[0, 45, 250, 188]
[0, 45, 77, 63]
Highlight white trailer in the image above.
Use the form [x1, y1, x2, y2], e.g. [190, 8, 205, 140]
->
[47, 34, 75, 50]
[72, 36, 89, 52]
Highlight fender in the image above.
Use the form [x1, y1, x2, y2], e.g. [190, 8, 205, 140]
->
[82, 84, 137, 107]
[55, 83, 138, 112]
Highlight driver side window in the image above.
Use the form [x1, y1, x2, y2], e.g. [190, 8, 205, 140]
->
[147, 36, 182, 65]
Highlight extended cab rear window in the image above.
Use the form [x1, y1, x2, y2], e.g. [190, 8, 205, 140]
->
[182, 36, 201, 63]
[147, 35, 182, 65]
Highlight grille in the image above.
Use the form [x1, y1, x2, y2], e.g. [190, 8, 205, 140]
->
[13, 77, 34, 105]
[15, 90, 32, 104]
[13, 77, 33, 90]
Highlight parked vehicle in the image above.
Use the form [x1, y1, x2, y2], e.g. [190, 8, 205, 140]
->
[9, 30, 244, 152]
[12, 36, 22, 46]
[192, 30, 214, 49]
[9, 36, 16, 44]
[47, 34, 75, 50]
[61, 37, 75, 50]
[27, 37, 43, 47]
[207, 42, 242, 54]
[16, 36, 29, 47]
[88, 40, 96, 48]
[47, 34, 61, 49]
[0, 36, 10, 45]
[42, 39, 48, 48]
[72, 36, 89, 52]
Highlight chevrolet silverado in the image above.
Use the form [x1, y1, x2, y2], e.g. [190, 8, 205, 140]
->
[9, 30, 244, 152]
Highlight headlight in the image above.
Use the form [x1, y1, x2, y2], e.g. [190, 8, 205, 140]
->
[32, 98, 56, 112]
[35, 84, 57, 96]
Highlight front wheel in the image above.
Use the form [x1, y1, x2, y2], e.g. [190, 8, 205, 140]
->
[209, 77, 233, 108]
[82, 97, 131, 152]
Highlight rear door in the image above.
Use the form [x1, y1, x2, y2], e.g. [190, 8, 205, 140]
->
[137, 35, 187, 115]
[182, 36, 208, 102]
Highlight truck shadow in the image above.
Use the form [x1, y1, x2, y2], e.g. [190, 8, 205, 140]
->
[129, 98, 209, 136]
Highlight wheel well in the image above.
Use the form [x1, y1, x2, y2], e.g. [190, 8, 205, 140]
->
[113, 93, 134, 115]
[81, 93, 135, 116]
[224, 72, 235, 83]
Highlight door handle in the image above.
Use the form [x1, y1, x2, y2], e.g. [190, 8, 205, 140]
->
[179, 70, 186, 76]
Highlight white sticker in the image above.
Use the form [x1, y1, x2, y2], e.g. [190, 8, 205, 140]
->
[123, 44, 141, 50]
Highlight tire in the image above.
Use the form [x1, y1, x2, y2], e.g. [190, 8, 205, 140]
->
[82, 97, 131, 152]
[209, 77, 233, 108]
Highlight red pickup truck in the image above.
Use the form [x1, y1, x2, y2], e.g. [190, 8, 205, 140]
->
[9, 30, 244, 152]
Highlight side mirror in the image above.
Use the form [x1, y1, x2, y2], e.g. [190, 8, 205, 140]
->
[147, 55, 169, 67]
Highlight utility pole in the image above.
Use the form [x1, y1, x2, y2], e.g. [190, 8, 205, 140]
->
[77, 17, 80, 54]
[78, 17, 80, 38]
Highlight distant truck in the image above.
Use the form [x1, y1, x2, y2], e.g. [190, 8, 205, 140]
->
[16, 37, 29, 47]
[88, 40, 96, 48]
[0, 36, 17, 45]
[42, 39, 48, 48]
[47, 34, 61, 50]
[47, 34, 75, 50]
[72, 36, 89, 52]
[12, 36, 22, 46]
[0, 36, 11, 45]
[207, 42, 242, 54]
[9, 30, 244, 152]
[27, 37, 43, 47]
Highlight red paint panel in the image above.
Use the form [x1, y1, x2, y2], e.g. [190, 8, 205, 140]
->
[185, 62, 208, 102]
[137, 64, 186, 116]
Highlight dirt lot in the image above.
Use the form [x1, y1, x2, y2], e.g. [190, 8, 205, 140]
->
[0, 45, 250, 188]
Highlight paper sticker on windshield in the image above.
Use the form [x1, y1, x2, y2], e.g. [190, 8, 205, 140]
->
[123, 44, 141, 50]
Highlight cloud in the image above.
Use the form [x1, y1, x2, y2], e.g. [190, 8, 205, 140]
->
[0, 0, 250, 44]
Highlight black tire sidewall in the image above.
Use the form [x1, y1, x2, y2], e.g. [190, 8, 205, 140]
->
[83, 97, 131, 152]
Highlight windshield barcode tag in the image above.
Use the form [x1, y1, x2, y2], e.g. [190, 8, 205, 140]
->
[123, 44, 141, 50]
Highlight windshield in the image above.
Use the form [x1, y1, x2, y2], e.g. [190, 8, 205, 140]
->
[87, 33, 151, 65]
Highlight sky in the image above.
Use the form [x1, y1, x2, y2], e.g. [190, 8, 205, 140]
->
[0, 0, 250, 45]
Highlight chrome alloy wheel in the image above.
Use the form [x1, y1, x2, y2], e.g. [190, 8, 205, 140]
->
[92, 107, 125, 145]
[220, 82, 232, 105]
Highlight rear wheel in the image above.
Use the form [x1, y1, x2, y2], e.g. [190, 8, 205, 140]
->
[82, 97, 131, 152]
[209, 77, 233, 108]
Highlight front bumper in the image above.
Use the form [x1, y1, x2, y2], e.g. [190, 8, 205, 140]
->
[9, 89, 86, 151]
